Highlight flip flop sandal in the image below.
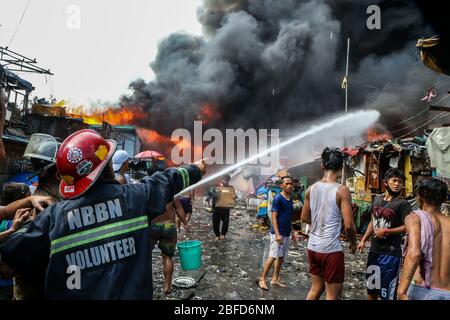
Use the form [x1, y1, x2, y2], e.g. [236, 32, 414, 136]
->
[270, 281, 287, 288]
[256, 279, 268, 291]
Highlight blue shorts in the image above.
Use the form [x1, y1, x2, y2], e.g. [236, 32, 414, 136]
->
[408, 284, 450, 300]
[179, 197, 192, 214]
[365, 252, 401, 300]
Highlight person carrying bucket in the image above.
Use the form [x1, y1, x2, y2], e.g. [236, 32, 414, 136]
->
[149, 197, 191, 295]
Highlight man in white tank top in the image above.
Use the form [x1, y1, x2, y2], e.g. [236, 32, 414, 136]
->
[301, 147, 357, 300]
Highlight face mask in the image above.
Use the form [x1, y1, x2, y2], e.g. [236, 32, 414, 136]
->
[386, 184, 401, 197]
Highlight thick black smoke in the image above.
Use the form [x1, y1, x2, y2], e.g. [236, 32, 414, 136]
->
[121, 0, 447, 135]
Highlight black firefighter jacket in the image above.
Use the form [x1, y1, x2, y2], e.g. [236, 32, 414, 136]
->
[0, 164, 202, 299]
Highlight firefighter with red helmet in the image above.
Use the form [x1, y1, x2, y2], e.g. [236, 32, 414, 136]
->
[0, 129, 206, 299]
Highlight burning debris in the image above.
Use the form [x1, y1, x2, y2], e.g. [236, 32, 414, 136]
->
[65, 105, 146, 126]
[367, 128, 392, 143]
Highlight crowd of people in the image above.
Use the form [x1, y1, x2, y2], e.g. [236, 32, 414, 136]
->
[0, 88, 208, 299]
[1, 87, 449, 300]
[256, 147, 450, 300]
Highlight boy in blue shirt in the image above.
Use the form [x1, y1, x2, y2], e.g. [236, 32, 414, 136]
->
[258, 176, 294, 290]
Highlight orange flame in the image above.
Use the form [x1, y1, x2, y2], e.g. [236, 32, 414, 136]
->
[367, 128, 392, 142]
[136, 128, 203, 165]
[135, 128, 172, 165]
[136, 128, 173, 145]
[198, 104, 220, 125]
[67, 106, 146, 125]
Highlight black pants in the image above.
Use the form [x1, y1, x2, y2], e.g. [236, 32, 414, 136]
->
[212, 209, 230, 237]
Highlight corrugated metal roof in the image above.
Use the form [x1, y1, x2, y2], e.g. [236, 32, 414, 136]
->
[114, 125, 135, 130]
[1, 133, 29, 144]
[88, 124, 136, 132]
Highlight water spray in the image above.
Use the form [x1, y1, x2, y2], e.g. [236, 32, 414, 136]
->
[176, 110, 380, 197]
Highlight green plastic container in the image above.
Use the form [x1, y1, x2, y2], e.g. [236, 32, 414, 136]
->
[177, 240, 202, 270]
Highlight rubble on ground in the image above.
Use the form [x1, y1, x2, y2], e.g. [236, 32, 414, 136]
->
[152, 199, 368, 300]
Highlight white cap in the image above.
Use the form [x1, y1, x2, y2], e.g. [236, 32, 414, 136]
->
[112, 150, 130, 172]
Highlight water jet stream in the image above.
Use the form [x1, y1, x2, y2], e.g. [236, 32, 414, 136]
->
[176, 110, 380, 197]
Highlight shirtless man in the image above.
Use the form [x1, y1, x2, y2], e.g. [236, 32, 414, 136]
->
[176, 190, 194, 233]
[149, 198, 191, 294]
[397, 178, 450, 300]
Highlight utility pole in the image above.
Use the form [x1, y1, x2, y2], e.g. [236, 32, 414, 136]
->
[345, 38, 350, 113]
[342, 38, 350, 185]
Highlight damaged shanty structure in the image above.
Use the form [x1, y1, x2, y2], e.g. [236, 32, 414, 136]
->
[345, 137, 429, 199]
[0, 98, 91, 183]
[28, 100, 89, 139]
[1, 99, 143, 183]
[281, 129, 449, 236]
[89, 124, 142, 157]
[1, 47, 54, 183]
[1, 47, 142, 183]
[343, 131, 450, 233]
[0, 47, 36, 114]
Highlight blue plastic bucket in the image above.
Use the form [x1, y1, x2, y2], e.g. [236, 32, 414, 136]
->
[177, 240, 202, 270]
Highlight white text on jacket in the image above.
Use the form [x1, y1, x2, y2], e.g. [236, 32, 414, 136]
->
[67, 198, 123, 230]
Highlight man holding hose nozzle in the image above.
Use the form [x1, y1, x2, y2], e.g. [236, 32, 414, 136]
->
[0, 129, 207, 299]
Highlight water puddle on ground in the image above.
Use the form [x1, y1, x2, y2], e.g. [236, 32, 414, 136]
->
[153, 202, 367, 300]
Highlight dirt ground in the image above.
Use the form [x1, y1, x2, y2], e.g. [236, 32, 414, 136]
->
[152, 199, 368, 300]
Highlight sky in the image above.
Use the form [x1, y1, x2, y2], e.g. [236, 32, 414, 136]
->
[1, 0, 203, 107]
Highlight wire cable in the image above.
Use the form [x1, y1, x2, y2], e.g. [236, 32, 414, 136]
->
[7, 0, 32, 48]
[389, 112, 445, 135]
[391, 93, 450, 128]
[396, 113, 449, 139]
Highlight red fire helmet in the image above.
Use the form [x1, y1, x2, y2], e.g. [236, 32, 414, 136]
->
[56, 129, 117, 199]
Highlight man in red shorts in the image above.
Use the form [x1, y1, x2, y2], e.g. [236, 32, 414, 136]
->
[301, 147, 357, 300]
